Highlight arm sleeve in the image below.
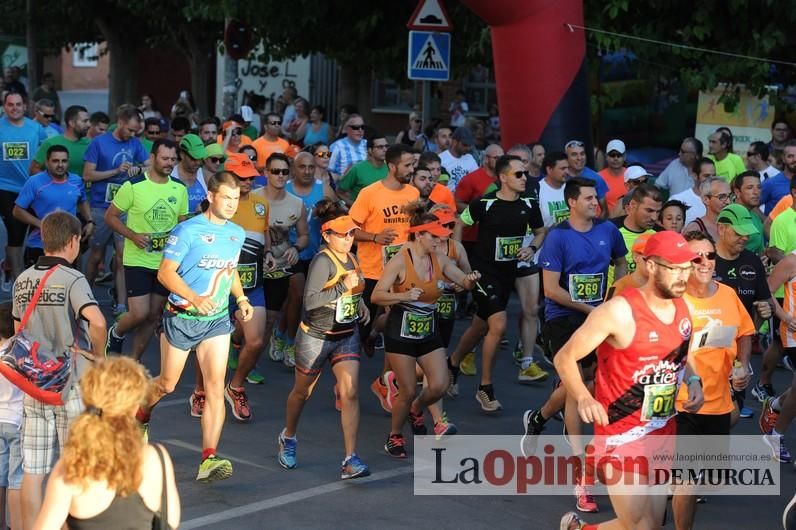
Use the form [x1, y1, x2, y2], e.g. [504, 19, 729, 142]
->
[337, 164, 356, 192]
[303, 254, 347, 310]
[539, 231, 563, 272]
[32, 139, 48, 166]
[15, 179, 35, 209]
[83, 138, 99, 164]
[111, 181, 133, 212]
[459, 197, 484, 226]
[754, 259, 772, 300]
[69, 276, 99, 319]
[348, 187, 370, 225]
[163, 224, 190, 262]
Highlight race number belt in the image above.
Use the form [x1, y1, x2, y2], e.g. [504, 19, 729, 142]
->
[568, 273, 604, 303]
[237, 262, 258, 289]
[640, 383, 676, 425]
[435, 293, 456, 320]
[400, 308, 434, 340]
[382, 244, 402, 265]
[335, 293, 362, 324]
[2, 142, 29, 161]
[495, 236, 523, 261]
[145, 232, 169, 253]
[105, 182, 122, 203]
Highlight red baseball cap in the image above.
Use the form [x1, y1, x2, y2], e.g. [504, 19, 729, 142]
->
[224, 152, 259, 178]
[642, 231, 700, 264]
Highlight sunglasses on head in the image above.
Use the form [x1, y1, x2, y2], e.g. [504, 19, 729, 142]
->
[349, 124, 365, 131]
[315, 151, 331, 158]
[208, 157, 224, 164]
[270, 168, 290, 176]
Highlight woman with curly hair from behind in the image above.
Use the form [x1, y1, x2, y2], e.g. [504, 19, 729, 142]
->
[33, 358, 180, 529]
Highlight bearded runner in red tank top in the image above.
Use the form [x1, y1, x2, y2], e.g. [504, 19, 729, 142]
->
[554, 230, 705, 530]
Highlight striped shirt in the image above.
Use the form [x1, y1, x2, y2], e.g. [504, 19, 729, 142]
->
[329, 137, 368, 176]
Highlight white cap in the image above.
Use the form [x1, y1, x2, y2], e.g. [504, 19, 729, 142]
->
[606, 139, 626, 154]
[240, 105, 254, 122]
[624, 165, 651, 182]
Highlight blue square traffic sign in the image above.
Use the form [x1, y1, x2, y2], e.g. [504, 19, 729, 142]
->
[407, 31, 450, 81]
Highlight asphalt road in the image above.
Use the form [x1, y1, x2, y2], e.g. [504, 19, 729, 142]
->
[97, 286, 795, 530]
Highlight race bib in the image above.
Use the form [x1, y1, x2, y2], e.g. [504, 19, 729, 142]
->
[495, 236, 523, 261]
[335, 293, 362, 324]
[2, 142, 29, 161]
[400, 310, 434, 340]
[105, 182, 122, 203]
[435, 293, 456, 320]
[264, 268, 292, 280]
[640, 383, 676, 425]
[568, 273, 604, 303]
[145, 232, 169, 253]
[382, 244, 402, 265]
[553, 209, 570, 224]
[237, 262, 258, 289]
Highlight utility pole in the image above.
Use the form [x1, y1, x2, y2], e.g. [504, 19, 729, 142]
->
[26, 0, 38, 97]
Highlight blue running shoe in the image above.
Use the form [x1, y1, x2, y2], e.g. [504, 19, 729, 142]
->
[278, 428, 297, 469]
[340, 453, 370, 480]
[739, 406, 754, 419]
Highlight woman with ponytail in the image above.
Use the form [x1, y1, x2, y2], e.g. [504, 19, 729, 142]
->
[33, 358, 180, 530]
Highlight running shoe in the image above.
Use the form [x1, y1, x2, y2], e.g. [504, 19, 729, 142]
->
[560, 511, 587, 530]
[96, 270, 113, 284]
[409, 409, 427, 435]
[196, 455, 233, 482]
[384, 371, 399, 410]
[500, 338, 509, 347]
[574, 484, 599, 513]
[518, 361, 549, 383]
[520, 408, 546, 457]
[334, 385, 342, 412]
[228, 342, 241, 370]
[751, 381, 773, 403]
[760, 397, 780, 434]
[763, 430, 792, 463]
[786, 356, 796, 373]
[105, 324, 124, 356]
[268, 333, 286, 362]
[446, 364, 459, 398]
[370, 377, 391, 413]
[475, 386, 502, 412]
[739, 406, 754, 419]
[459, 352, 477, 376]
[385, 433, 407, 458]
[224, 384, 252, 422]
[433, 413, 458, 440]
[283, 342, 296, 368]
[246, 369, 265, 385]
[512, 341, 524, 366]
[341, 453, 370, 480]
[278, 429, 298, 469]
[189, 390, 205, 418]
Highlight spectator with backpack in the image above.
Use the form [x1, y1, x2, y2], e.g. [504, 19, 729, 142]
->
[9, 211, 106, 529]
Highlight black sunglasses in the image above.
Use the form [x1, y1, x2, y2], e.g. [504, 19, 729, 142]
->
[607, 151, 623, 157]
[349, 124, 365, 130]
[695, 251, 717, 260]
[268, 121, 282, 126]
[270, 168, 290, 176]
[41, 113, 55, 119]
[208, 157, 224, 164]
[511, 170, 530, 179]
[146, 129, 161, 135]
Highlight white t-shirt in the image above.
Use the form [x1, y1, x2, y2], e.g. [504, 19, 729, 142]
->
[440, 150, 478, 192]
[668, 188, 706, 226]
[760, 165, 780, 182]
[538, 179, 568, 228]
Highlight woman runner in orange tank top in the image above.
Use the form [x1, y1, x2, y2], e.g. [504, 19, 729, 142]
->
[371, 201, 481, 458]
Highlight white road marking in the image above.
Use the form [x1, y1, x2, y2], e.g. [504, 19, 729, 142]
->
[161, 438, 276, 471]
[180, 466, 413, 529]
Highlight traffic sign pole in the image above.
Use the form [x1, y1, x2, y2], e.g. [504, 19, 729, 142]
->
[408, 0, 452, 128]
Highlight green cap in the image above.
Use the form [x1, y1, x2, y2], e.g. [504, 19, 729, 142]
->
[717, 204, 758, 236]
[205, 143, 226, 160]
[179, 134, 207, 160]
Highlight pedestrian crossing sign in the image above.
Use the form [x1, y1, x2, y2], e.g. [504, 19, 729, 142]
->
[408, 31, 450, 81]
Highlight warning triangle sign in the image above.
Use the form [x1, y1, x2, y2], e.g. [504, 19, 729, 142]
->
[407, 0, 453, 31]
[413, 35, 447, 70]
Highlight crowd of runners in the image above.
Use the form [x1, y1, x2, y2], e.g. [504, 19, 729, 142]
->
[0, 85, 795, 528]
